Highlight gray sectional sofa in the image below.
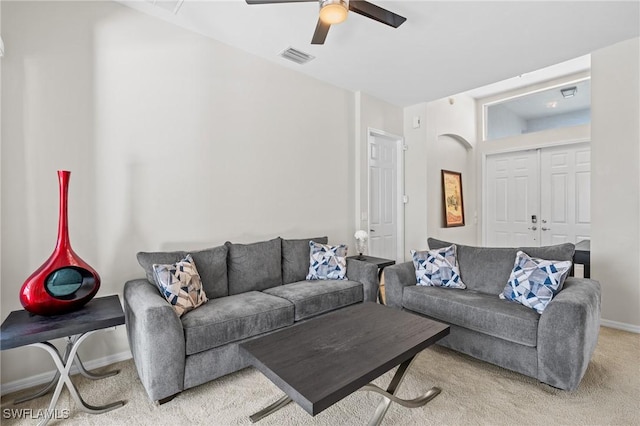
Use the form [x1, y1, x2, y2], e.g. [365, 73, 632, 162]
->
[384, 238, 601, 391]
[123, 236, 378, 403]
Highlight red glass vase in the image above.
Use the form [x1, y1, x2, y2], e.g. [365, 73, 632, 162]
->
[19, 170, 100, 316]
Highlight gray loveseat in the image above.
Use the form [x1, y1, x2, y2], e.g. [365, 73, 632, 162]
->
[385, 238, 601, 391]
[123, 236, 378, 403]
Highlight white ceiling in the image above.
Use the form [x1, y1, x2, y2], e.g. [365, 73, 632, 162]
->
[121, 0, 640, 106]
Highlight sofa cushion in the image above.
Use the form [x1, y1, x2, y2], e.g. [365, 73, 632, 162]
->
[306, 241, 348, 280]
[411, 245, 466, 289]
[403, 285, 540, 347]
[518, 243, 575, 266]
[137, 244, 229, 299]
[282, 236, 328, 284]
[428, 238, 517, 295]
[180, 291, 294, 355]
[427, 238, 575, 296]
[152, 254, 208, 317]
[500, 251, 572, 314]
[263, 280, 363, 321]
[226, 238, 282, 295]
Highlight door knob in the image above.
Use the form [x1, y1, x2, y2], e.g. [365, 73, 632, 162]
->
[528, 226, 537, 231]
[369, 229, 375, 232]
[542, 227, 551, 231]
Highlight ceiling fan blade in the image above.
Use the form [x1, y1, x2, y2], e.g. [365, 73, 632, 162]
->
[246, 0, 315, 4]
[348, 0, 407, 28]
[311, 19, 331, 44]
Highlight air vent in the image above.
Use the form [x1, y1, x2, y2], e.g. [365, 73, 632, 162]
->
[279, 47, 315, 65]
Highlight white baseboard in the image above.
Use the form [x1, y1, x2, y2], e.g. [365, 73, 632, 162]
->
[1, 350, 132, 396]
[601, 319, 640, 334]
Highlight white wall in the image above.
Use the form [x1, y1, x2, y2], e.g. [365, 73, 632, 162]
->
[0, 4, 3, 358]
[1, 1, 359, 385]
[525, 108, 591, 133]
[402, 94, 477, 256]
[403, 103, 428, 257]
[354, 92, 403, 250]
[486, 103, 526, 140]
[475, 53, 640, 330]
[591, 37, 640, 330]
[425, 95, 477, 245]
[475, 72, 592, 245]
[485, 104, 591, 139]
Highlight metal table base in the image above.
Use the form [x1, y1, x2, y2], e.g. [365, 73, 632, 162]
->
[249, 355, 440, 425]
[19, 330, 125, 426]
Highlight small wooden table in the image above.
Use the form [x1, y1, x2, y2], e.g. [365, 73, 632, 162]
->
[348, 255, 395, 304]
[240, 302, 449, 425]
[0, 295, 126, 426]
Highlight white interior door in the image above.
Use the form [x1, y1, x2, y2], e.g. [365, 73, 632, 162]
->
[485, 143, 591, 248]
[540, 143, 591, 245]
[485, 150, 539, 247]
[368, 133, 398, 260]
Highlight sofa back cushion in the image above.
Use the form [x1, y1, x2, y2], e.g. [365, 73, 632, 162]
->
[281, 236, 328, 284]
[428, 239, 517, 295]
[519, 244, 575, 263]
[226, 237, 283, 295]
[427, 238, 575, 296]
[137, 244, 229, 299]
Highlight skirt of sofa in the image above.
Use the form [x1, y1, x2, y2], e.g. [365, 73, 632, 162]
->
[184, 343, 250, 390]
[408, 313, 539, 380]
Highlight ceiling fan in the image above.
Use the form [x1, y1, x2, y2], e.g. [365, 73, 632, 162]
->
[245, 0, 407, 45]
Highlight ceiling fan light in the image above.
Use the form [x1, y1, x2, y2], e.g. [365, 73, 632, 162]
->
[320, 0, 348, 25]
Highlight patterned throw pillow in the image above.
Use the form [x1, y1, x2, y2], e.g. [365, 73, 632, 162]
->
[411, 244, 466, 289]
[500, 250, 572, 314]
[153, 254, 208, 317]
[306, 241, 348, 280]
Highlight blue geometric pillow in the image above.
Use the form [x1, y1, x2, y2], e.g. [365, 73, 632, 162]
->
[306, 241, 348, 280]
[411, 244, 466, 289]
[153, 254, 208, 317]
[500, 250, 572, 314]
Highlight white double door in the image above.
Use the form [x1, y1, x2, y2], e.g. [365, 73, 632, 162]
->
[485, 143, 591, 247]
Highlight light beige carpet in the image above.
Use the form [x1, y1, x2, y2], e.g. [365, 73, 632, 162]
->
[2, 326, 639, 426]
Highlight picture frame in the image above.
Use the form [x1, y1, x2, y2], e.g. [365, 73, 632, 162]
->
[441, 170, 465, 227]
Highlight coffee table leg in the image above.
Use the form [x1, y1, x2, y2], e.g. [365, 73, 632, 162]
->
[249, 395, 292, 423]
[361, 356, 441, 426]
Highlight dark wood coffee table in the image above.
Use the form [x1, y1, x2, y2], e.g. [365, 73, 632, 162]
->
[239, 302, 449, 425]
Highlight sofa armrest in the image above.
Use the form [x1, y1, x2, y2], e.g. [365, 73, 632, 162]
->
[383, 261, 415, 309]
[123, 279, 186, 402]
[346, 259, 379, 302]
[537, 277, 601, 390]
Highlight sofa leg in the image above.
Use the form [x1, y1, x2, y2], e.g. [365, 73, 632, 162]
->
[157, 393, 179, 405]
